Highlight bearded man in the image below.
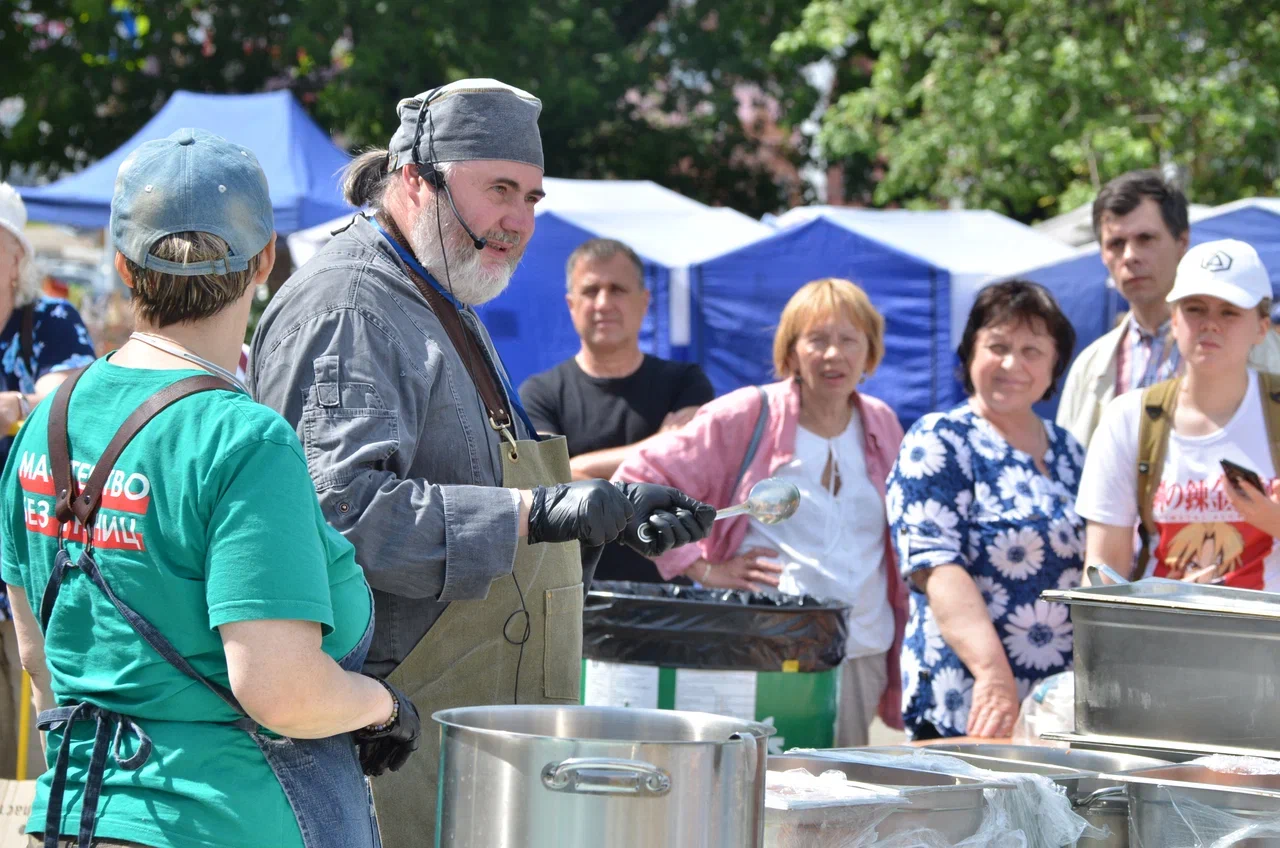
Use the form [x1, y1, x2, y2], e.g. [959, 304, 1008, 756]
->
[250, 79, 713, 842]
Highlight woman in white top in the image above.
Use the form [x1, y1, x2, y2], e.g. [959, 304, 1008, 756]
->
[1078, 238, 1280, 590]
[615, 279, 908, 746]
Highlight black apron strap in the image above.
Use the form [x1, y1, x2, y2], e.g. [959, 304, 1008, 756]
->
[20, 303, 35, 377]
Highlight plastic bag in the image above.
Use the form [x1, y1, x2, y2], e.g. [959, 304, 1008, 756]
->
[584, 580, 848, 671]
[790, 748, 1104, 848]
[1011, 671, 1074, 743]
[1132, 786, 1280, 848]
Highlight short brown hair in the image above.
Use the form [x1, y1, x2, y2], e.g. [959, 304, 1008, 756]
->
[124, 232, 265, 327]
[773, 278, 885, 380]
[565, 238, 644, 291]
[957, 280, 1076, 401]
[1092, 169, 1188, 240]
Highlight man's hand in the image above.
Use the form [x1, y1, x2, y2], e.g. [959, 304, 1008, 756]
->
[696, 548, 783, 592]
[614, 482, 715, 556]
[527, 480, 634, 546]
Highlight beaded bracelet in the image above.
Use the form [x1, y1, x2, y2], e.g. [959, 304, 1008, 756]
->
[362, 678, 399, 733]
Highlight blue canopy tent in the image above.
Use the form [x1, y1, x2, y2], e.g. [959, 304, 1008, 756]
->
[19, 90, 353, 234]
[688, 209, 1076, 426]
[475, 205, 772, 389]
[1018, 199, 1280, 379]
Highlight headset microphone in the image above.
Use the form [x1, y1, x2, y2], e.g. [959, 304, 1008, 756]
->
[422, 167, 486, 251]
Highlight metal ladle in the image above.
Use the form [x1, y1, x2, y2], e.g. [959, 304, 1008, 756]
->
[636, 477, 801, 543]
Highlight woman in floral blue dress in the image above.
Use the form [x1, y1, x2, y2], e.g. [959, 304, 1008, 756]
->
[887, 281, 1085, 740]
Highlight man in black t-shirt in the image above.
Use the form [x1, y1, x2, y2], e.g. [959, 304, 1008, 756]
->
[520, 238, 715, 583]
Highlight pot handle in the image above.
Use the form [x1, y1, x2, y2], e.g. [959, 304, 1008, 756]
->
[1084, 563, 1130, 586]
[729, 731, 759, 777]
[1072, 785, 1127, 809]
[541, 758, 671, 797]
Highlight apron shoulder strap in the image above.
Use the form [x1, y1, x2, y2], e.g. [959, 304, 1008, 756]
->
[50, 371, 238, 527]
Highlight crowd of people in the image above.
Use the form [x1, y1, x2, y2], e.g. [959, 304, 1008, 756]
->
[0, 73, 1277, 847]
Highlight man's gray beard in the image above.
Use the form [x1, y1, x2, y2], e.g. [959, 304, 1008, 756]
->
[409, 202, 516, 306]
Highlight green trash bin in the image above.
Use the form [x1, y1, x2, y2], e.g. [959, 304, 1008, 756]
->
[580, 582, 847, 753]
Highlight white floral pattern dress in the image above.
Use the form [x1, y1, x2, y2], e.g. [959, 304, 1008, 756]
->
[886, 405, 1085, 738]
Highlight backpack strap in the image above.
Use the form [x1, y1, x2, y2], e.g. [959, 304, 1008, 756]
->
[731, 386, 770, 496]
[1260, 373, 1280, 482]
[1134, 377, 1181, 580]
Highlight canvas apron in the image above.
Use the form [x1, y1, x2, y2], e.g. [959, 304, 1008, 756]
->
[35, 369, 381, 848]
[369, 218, 584, 846]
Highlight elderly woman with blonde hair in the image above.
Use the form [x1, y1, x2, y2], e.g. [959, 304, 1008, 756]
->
[614, 277, 908, 746]
[0, 182, 95, 781]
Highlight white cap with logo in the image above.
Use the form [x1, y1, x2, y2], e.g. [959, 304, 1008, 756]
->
[1167, 238, 1272, 308]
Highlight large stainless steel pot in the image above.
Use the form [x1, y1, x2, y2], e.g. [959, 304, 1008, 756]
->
[1042, 572, 1280, 751]
[434, 705, 774, 848]
[766, 754, 997, 843]
[1087, 764, 1280, 847]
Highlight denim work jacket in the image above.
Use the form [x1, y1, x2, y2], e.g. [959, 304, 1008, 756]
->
[250, 215, 527, 676]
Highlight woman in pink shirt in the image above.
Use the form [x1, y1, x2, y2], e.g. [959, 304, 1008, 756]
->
[614, 278, 908, 745]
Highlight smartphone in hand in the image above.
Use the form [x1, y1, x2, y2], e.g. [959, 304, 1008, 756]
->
[1220, 458, 1267, 495]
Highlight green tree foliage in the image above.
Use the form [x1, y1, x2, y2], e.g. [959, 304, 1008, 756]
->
[777, 0, 1280, 219]
[4, 0, 821, 216]
[2, 1, 294, 179]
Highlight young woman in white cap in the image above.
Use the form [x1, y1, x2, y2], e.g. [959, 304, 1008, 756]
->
[0, 182, 95, 782]
[0, 129, 418, 848]
[1077, 238, 1280, 590]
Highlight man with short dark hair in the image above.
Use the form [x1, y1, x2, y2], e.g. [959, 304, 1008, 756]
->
[1058, 169, 1280, 446]
[520, 237, 715, 583]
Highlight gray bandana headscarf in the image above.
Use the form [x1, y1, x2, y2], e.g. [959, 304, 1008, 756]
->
[386, 78, 543, 172]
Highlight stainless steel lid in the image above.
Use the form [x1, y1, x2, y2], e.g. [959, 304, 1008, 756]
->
[1042, 730, 1280, 763]
[1042, 578, 1280, 620]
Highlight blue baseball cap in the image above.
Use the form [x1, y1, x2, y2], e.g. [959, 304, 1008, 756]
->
[110, 128, 273, 276]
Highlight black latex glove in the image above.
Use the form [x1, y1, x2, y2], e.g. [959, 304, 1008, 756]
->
[613, 482, 716, 557]
[528, 480, 634, 546]
[356, 680, 422, 777]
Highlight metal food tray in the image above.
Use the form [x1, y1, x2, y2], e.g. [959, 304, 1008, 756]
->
[904, 744, 1171, 848]
[1094, 764, 1280, 847]
[848, 745, 1166, 847]
[1043, 730, 1280, 764]
[1042, 579, 1280, 750]
[766, 754, 998, 843]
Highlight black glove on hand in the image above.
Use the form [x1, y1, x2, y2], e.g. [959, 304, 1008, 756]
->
[528, 480, 634, 546]
[355, 680, 422, 777]
[614, 482, 716, 557]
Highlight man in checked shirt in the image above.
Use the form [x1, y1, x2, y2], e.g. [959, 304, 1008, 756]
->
[1058, 169, 1280, 448]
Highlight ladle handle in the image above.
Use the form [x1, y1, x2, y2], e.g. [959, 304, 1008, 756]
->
[1084, 563, 1129, 586]
[637, 502, 747, 543]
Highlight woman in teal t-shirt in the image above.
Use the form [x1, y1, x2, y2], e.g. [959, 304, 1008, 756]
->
[0, 129, 419, 848]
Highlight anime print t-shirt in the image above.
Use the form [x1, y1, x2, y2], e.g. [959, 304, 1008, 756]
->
[1076, 371, 1280, 590]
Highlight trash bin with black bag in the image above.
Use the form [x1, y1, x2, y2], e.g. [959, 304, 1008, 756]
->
[581, 581, 847, 752]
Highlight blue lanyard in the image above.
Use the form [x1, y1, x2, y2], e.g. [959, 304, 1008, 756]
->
[373, 221, 539, 440]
